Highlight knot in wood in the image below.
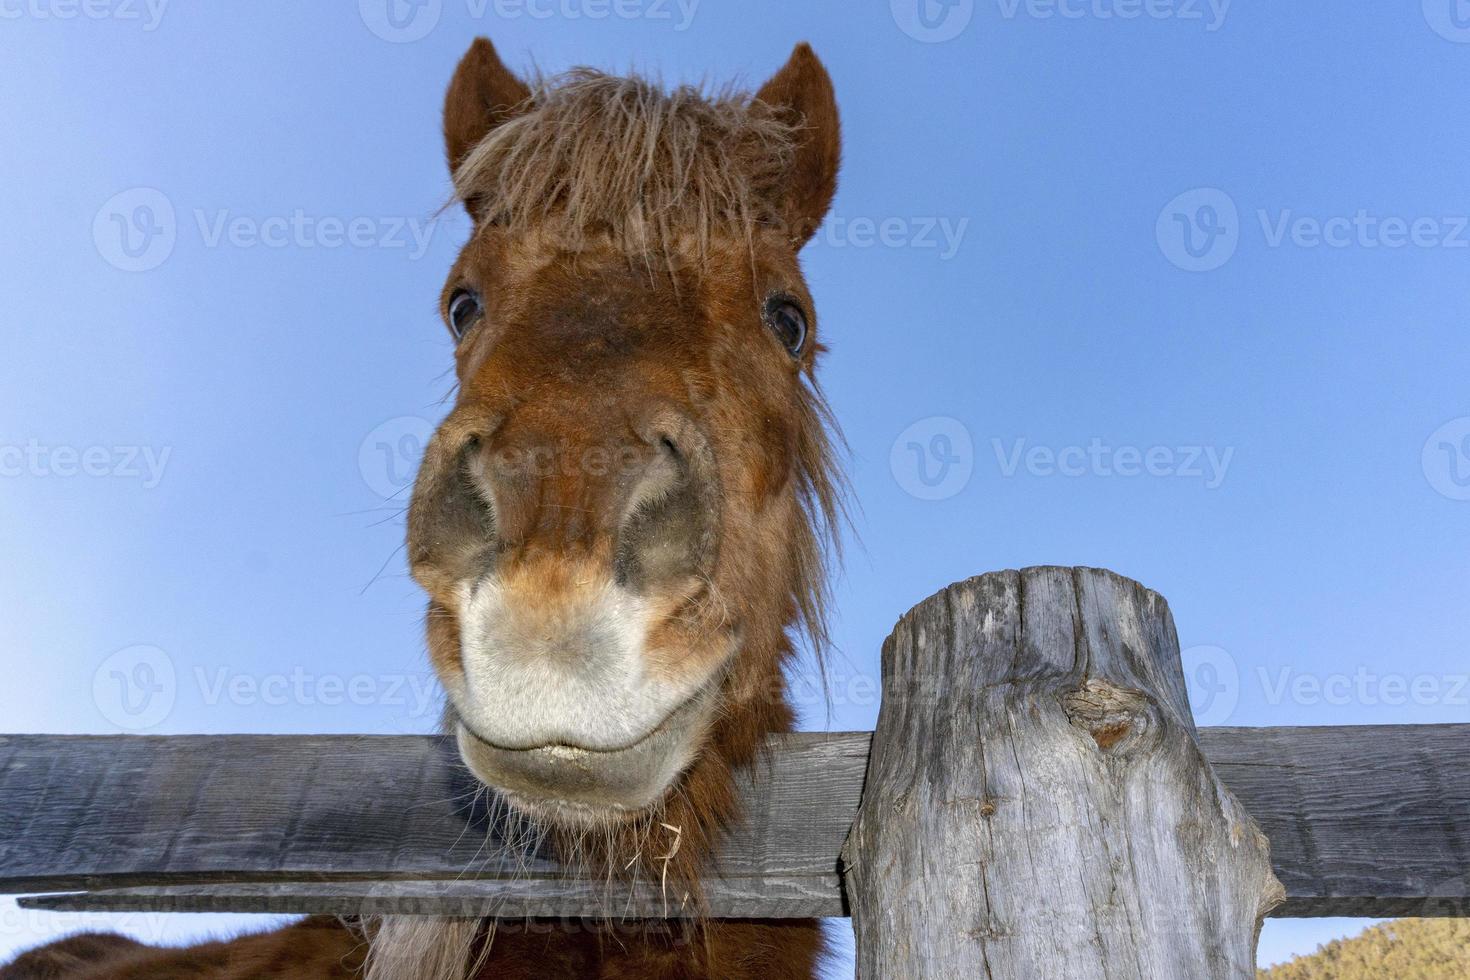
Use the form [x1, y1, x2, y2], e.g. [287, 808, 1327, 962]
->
[1063, 679, 1153, 754]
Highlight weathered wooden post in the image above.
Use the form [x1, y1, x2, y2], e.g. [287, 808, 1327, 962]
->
[842, 566, 1284, 978]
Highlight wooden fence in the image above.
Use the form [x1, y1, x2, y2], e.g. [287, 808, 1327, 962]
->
[3, 567, 1467, 976]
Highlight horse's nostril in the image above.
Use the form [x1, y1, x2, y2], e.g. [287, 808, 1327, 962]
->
[406, 433, 498, 593]
[613, 438, 715, 593]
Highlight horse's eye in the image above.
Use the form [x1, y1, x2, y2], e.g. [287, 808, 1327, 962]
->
[447, 287, 483, 340]
[764, 297, 808, 357]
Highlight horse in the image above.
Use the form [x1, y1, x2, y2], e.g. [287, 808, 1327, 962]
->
[3, 36, 844, 980]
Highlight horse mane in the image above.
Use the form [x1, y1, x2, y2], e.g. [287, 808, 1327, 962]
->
[451, 68, 800, 258]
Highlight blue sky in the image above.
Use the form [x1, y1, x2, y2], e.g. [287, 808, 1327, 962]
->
[3, 0, 1469, 971]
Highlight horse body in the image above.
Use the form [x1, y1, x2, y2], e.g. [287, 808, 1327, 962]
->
[5, 37, 842, 980]
[3, 917, 822, 979]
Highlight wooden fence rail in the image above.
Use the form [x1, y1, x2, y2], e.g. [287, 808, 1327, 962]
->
[4, 726, 1468, 919]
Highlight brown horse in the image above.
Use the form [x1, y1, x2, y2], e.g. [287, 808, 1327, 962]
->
[4, 37, 843, 980]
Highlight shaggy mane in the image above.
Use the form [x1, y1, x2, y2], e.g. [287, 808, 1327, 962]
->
[452, 69, 799, 256]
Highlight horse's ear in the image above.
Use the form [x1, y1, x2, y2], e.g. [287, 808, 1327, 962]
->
[443, 38, 532, 194]
[755, 43, 841, 247]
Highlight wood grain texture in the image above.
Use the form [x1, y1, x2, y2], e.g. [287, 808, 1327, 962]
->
[841, 567, 1283, 978]
[1202, 724, 1470, 918]
[0, 731, 867, 919]
[17, 724, 1463, 919]
[5, 728, 1469, 919]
